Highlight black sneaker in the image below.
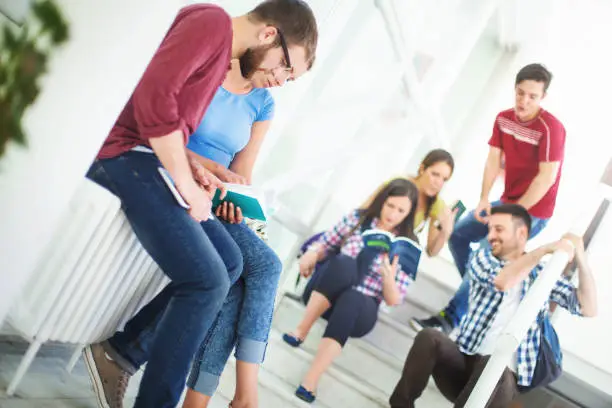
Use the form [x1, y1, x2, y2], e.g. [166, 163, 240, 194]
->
[409, 313, 453, 334]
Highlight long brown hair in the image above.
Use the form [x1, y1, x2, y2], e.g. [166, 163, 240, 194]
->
[417, 149, 454, 221]
[359, 178, 419, 242]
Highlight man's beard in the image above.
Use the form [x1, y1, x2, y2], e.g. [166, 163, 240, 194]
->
[490, 239, 503, 256]
[239, 45, 272, 79]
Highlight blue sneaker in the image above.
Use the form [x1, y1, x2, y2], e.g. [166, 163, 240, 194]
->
[295, 385, 316, 403]
[282, 333, 304, 347]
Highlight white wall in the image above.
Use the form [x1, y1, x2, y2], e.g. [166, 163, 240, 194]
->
[0, 0, 183, 324]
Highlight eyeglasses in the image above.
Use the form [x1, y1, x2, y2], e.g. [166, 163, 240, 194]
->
[276, 28, 293, 74]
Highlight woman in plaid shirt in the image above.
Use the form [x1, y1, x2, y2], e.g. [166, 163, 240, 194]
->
[282, 178, 420, 403]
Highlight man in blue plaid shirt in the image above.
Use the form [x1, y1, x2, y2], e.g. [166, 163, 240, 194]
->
[390, 204, 598, 408]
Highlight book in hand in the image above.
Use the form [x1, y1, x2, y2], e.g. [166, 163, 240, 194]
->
[452, 199, 467, 223]
[362, 229, 422, 280]
[158, 167, 218, 220]
[212, 183, 271, 222]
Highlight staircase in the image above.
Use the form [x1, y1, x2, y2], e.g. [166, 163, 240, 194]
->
[205, 255, 460, 408]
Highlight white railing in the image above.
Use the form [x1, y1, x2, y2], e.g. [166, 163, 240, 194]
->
[464, 249, 570, 407]
[464, 183, 612, 407]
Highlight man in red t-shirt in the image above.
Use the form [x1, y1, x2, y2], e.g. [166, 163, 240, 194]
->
[411, 63, 566, 334]
[82, 2, 318, 407]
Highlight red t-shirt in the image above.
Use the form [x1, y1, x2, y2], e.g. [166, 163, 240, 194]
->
[97, 4, 233, 159]
[489, 108, 566, 219]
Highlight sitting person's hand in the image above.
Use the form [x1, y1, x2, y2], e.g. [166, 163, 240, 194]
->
[437, 205, 457, 235]
[474, 199, 492, 224]
[299, 251, 319, 278]
[380, 254, 399, 279]
[549, 236, 576, 262]
[215, 201, 244, 224]
[562, 232, 584, 260]
[216, 167, 248, 185]
[189, 155, 227, 200]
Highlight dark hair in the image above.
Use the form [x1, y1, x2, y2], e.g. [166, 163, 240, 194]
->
[418, 149, 455, 220]
[491, 204, 532, 235]
[361, 178, 419, 242]
[515, 63, 553, 92]
[248, 0, 318, 66]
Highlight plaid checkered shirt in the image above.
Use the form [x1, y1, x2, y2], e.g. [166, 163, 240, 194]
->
[311, 210, 413, 304]
[456, 248, 582, 387]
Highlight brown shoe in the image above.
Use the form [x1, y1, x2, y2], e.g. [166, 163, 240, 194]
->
[83, 343, 130, 408]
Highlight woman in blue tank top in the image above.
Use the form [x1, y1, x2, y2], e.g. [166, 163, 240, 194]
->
[182, 59, 286, 408]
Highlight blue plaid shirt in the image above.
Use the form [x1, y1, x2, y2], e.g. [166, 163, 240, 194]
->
[456, 248, 582, 387]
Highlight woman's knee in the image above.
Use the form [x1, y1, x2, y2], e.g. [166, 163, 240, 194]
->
[266, 248, 283, 280]
[323, 330, 349, 347]
[323, 290, 364, 346]
[243, 237, 283, 284]
[200, 218, 244, 284]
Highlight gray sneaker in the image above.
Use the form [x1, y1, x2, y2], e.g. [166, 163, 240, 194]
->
[83, 343, 130, 408]
[409, 313, 454, 334]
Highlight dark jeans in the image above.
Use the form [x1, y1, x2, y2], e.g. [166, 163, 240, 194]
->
[305, 254, 379, 346]
[389, 329, 519, 408]
[87, 151, 243, 408]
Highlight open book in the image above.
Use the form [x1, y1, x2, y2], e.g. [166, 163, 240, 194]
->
[212, 183, 272, 222]
[362, 229, 422, 280]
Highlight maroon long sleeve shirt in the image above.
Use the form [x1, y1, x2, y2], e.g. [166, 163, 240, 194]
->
[97, 4, 232, 159]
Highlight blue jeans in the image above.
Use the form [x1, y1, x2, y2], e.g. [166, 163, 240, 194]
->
[87, 151, 243, 408]
[445, 200, 549, 327]
[187, 222, 282, 396]
[102, 217, 282, 396]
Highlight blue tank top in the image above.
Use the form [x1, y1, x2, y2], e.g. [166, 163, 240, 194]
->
[187, 86, 275, 168]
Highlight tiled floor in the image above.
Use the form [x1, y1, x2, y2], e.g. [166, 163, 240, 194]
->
[0, 337, 138, 408]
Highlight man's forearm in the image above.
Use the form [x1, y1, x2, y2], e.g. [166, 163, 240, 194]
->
[481, 167, 498, 200]
[575, 254, 598, 317]
[495, 245, 551, 291]
[480, 153, 502, 200]
[186, 150, 223, 176]
[517, 172, 555, 210]
[149, 130, 193, 186]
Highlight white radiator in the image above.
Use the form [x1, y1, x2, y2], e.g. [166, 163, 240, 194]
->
[5, 178, 169, 396]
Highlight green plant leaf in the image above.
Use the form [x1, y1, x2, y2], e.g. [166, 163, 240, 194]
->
[1, 0, 69, 161]
[33, 0, 69, 44]
[2, 25, 18, 51]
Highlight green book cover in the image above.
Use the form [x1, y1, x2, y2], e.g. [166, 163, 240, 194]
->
[212, 184, 267, 221]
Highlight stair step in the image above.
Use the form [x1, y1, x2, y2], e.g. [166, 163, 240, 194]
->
[217, 357, 319, 408]
[259, 330, 451, 408]
[276, 297, 402, 390]
[276, 294, 420, 363]
[207, 256, 460, 407]
[272, 296, 452, 407]
[264, 331, 388, 407]
[208, 393, 231, 408]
